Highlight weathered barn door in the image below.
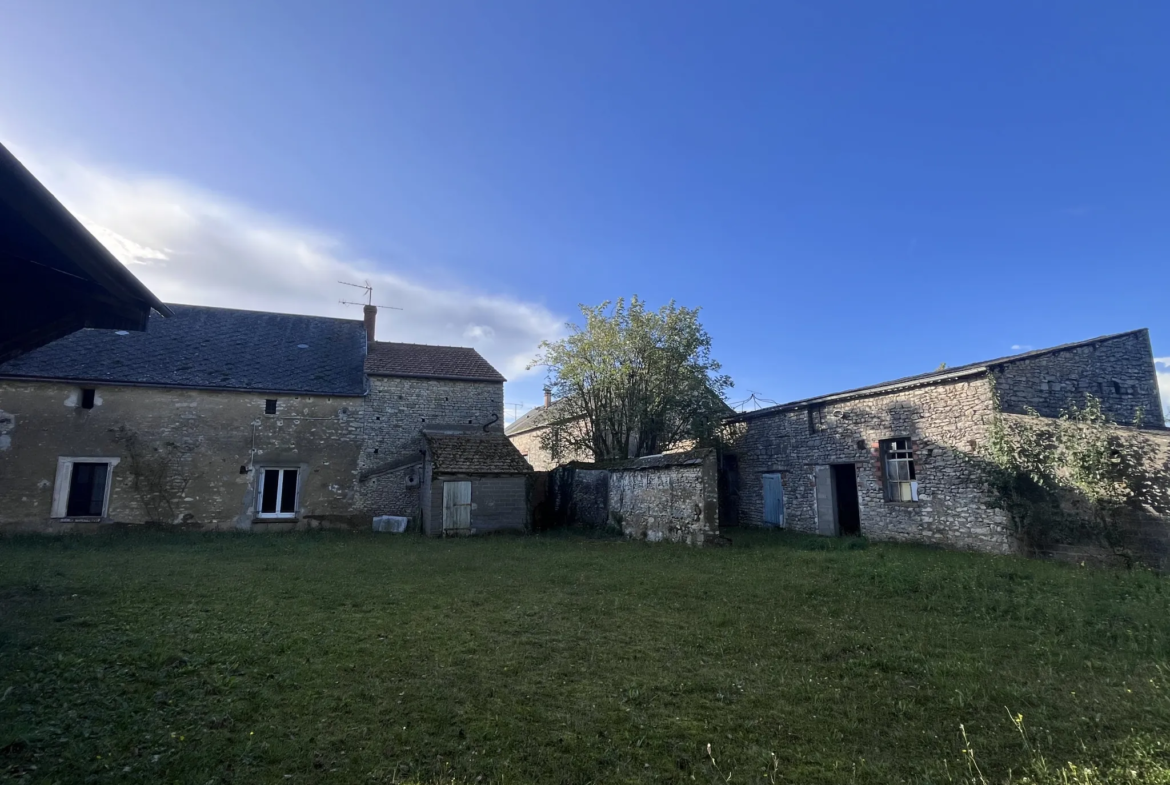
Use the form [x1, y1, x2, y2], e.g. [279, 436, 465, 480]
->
[442, 480, 472, 533]
[814, 466, 838, 536]
[762, 473, 784, 526]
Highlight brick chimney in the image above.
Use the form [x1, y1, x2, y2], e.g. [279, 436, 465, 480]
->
[363, 305, 377, 345]
[544, 387, 552, 409]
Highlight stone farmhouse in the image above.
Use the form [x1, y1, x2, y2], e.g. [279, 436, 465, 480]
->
[724, 329, 1165, 554]
[0, 303, 530, 534]
[506, 389, 591, 470]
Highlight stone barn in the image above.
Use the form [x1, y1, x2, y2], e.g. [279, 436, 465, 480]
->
[725, 330, 1165, 553]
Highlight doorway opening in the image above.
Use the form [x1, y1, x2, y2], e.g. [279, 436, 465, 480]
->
[831, 463, 861, 536]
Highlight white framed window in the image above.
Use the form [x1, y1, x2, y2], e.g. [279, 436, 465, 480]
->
[51, 457, 120, 518]
[256, 467, 300, 518]
[881, 438, 918, 502]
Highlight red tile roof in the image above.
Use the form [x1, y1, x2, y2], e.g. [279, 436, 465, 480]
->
[365, 341, 505, 382]
[424, 432, 532, 474]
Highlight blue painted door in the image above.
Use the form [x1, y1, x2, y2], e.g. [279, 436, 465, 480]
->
[762, 473, 784, 526]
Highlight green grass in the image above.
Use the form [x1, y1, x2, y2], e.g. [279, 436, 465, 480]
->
[1, 530, 1168, 784]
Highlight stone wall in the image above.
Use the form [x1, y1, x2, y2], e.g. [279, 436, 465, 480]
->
[358, 375, 504, 518]
[0, 380, 364, 532]
[608, 449, 720, 546]
[992, 331, 1163, 427]
[548, 465, 610, 528]
[727, 377, 1016, 554]
[995, 413, 1170, 569]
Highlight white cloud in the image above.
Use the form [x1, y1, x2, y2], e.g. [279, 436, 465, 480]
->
[1011, 344, 1034, 352]
[12, 146, 565, 382]
[1156, 358, 1170, 417]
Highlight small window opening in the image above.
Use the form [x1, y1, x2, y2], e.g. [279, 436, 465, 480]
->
[257, 468, 299, 517]
[80, 388, 96, 409]
[1112, 381, 1122, 395]
[265, 399, 277, 415]
[807, 404, 825, 435]
[881, 438, 917, 502]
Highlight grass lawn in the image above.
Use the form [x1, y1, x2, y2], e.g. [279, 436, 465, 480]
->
[1, 530, 1169, 784]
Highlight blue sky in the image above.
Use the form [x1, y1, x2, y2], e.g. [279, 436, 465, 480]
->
[2, 1, 1167, 418]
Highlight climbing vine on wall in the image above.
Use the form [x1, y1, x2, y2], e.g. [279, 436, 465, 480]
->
[978, 389, 1170, 553]
[109, 426, 196, 525]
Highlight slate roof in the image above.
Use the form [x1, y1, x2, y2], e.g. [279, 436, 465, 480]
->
[365, 341, 505, 382]
[424, 432, 533, 474]
[504, 397, 577, 436]
[0, 304, 368, 396]
[727, 329, 1151, 423]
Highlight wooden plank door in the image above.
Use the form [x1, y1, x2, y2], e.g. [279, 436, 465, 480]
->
[442, 481, 472, 532]
[814, 466, 838, 536]
[762, 473, 784, 527]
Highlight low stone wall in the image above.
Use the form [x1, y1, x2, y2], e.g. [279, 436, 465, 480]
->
[608, 449, 720, 545]
[545, 449, 721, 545]
[548, 465, 609, 529]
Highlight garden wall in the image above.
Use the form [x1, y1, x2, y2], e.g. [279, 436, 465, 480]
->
[547, 449, 721, 545]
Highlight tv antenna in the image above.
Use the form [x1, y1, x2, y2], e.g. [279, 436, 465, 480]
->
[338, 280, 402, 311]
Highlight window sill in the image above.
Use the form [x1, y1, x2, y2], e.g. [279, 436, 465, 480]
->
[883, 501, 919, 507]
[52, 516, 107, 523]
[253, 517, 300, 523]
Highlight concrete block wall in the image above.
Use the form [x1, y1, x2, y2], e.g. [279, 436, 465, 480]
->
[728, 377, 1016, 553]
[425, 474, 528, 535]
[0, 380, 364, 531]
[993, 331, 1163, 427]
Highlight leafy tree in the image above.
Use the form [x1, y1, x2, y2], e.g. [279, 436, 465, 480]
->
[530, 297, 732, 463]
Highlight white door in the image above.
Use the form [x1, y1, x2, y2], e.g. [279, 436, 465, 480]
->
[442, 481, 472, 532]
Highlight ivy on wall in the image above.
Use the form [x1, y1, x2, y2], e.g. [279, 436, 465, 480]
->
[977, 389, 1170, 554]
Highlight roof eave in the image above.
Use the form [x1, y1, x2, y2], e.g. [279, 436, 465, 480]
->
[366, 371, 506, 383]
[0, 142, 171, 319]
[0, 373, 367, 398]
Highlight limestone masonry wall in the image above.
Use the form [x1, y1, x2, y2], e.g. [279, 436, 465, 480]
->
[728, 377, 1015, 553]
[992, 331, 1163, 427]
[608, 450, 720, 546]
[358, 376, 503, 520]
[0, 380, 363, 531]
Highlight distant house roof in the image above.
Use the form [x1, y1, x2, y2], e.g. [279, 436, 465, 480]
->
[0, 304, 368, 396]
[570, 447, 716, 471]
[506, 389, 734, 437]
[365, 341, 505, 383]
[424, 432, 533, 474]
[727, 329, 1151, 423]
[505, 397, 577, 436]
[0, 142, 170, 363]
